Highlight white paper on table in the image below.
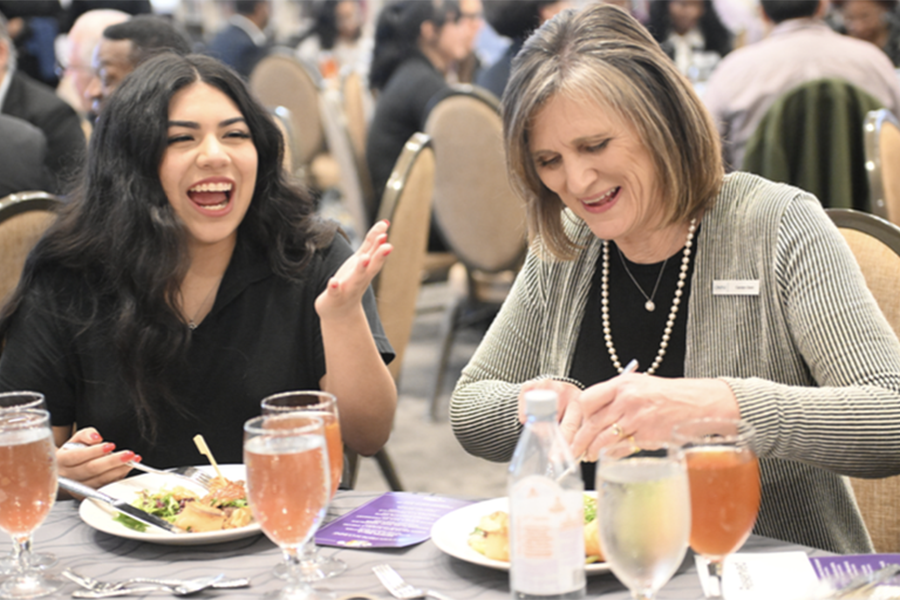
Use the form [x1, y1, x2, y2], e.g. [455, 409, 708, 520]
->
[718, 552, 819, 600]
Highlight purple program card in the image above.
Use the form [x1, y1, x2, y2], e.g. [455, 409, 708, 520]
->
[315, 492, 473, 548]
[810, 554, 900, 580]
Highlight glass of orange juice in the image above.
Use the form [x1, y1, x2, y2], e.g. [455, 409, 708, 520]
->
[0, 392, 57, 576]
[0, 408, 60, 599]
[245, 412, 331, 600]
[672, 418, 761, 599]
[261, 391, 345, 581]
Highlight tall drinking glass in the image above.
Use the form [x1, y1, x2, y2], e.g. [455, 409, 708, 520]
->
[0, 392, 56, 574]
[0, 409, 60, 599]
[597, 441, 691, 600]
[244, 413, 331, 600]
[672, 418, 761, 599]
[261, 391, 345, 581]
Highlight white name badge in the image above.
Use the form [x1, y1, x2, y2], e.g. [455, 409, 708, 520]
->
[713, 280, 760, 296]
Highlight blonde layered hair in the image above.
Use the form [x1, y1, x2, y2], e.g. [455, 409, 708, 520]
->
[502, 4, 724, 259]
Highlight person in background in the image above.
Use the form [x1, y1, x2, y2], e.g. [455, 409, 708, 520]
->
[647, 0, 732, 76]
[452, 0, 484, 83]
[87, 15, 191, 116]
[476, 0, 570, 100]
[0, 114, 50, 196]
[57, 9, 128, 119]
[0, 52, 397, 489]
[366, 0, 468, 217]
[296, 0, 372, 81]
[450, 2, 900, 555]
[836, 0, 900, 66]
[703, 0, 900, 170]
[0, 12, 85, 194]
[0, 0, 63, 88]
[60, 0, 151, 33]
[206, 0, 272, 79]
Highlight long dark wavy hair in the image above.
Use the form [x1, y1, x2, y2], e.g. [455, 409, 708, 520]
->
[647, 0, 732, 58]
[0, 53, 336, 440]
[369, 0, 460, 92]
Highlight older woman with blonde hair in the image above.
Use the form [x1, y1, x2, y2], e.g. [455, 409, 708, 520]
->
[450, 3, 900, 554]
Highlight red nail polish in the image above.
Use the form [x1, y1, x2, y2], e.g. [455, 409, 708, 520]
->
[132, 455, 142, 464]
[102, 443, 115, 453]
[382, 219, 390, 226]
[121, 451, 135, 462]
[90, 432, 102, 441]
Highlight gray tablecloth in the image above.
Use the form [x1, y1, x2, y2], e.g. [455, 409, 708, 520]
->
[1, 491, 823, 599]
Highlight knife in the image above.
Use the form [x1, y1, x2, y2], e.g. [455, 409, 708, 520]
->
[58, 477, 182, 534]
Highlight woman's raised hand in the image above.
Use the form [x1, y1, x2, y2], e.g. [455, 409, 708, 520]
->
[315, 220, 393, 321]
[56, 427, 140, 491]
[569, 375, 741, 461]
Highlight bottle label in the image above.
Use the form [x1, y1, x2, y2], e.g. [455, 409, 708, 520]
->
[509, 475, 586, 595]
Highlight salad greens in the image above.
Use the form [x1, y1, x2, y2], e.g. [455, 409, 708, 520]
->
[113, 489, 190, 533]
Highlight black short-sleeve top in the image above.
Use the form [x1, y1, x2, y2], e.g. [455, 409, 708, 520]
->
[0, 233, 394, 467]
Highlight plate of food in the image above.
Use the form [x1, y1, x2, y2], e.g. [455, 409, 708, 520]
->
[430, 494, 609, 574]
[79, 464, 262, 545]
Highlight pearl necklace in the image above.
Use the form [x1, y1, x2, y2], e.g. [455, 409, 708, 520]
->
[601, 218, 697, 375]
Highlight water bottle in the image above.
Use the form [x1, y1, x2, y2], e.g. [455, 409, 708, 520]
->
[509, 389, 586, 600]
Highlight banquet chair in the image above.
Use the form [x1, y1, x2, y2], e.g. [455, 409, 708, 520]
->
[319, 87, 371, 240]
[249, 50, 327, 185]
[743, 79, 883, 211]
[364, 133, 436, 491]
[0, 191, 62, 304]
[423, 85, 528, 420]
[341, 71, 377, 224]
[826, 208, 900, 552]
[269, 106, 295, 175]
[864, 109, 900, 225]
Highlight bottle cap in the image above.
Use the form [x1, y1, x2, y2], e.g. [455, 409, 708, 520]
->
[524, 389, 557, 417]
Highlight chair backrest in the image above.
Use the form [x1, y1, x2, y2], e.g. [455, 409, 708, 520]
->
[341, 70, 369, 168]
[341, 70, 376, 217]
[319, 87, 371, 238]
[743, 78, 884, 211]
[374, 132, 435, 382]
[269, 106, 295, 175]
[249, 50, 324, 172]
[864, 109, 900, 225]
[0, 191, 62, 303]
[826, 208, 900, 552]
[424, 85, 527, 274]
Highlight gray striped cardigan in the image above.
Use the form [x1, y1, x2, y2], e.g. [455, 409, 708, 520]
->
[450, 172, 900, 553]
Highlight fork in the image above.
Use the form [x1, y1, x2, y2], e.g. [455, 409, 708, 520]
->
[126, 462, 213, 489]
[372, 565, 456, 600]
[61, 443, 214, 490]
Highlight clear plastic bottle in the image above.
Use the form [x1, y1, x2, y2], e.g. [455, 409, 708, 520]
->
[509, 389, 586, 600]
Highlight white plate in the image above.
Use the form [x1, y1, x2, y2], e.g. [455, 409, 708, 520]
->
[430, 497, 609, 575]
[79, 464, 262, 546]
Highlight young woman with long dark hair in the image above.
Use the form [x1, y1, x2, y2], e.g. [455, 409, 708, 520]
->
[0, 53, 397, 489]
[366, 0, 469, 214]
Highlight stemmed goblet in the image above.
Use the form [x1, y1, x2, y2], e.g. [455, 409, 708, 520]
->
[261, 391, 345, 581]
[244, 412, 332, 600]
[596, 441, 691, 600]
[0, 392, 57, 575]
[0, 408, 60, 599]
[671, 418, 761, 599]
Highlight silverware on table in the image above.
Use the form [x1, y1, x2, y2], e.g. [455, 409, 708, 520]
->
[373, 564, 456, 600]
[58, 477, 183, 534]
[64, 569, 250, 598]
